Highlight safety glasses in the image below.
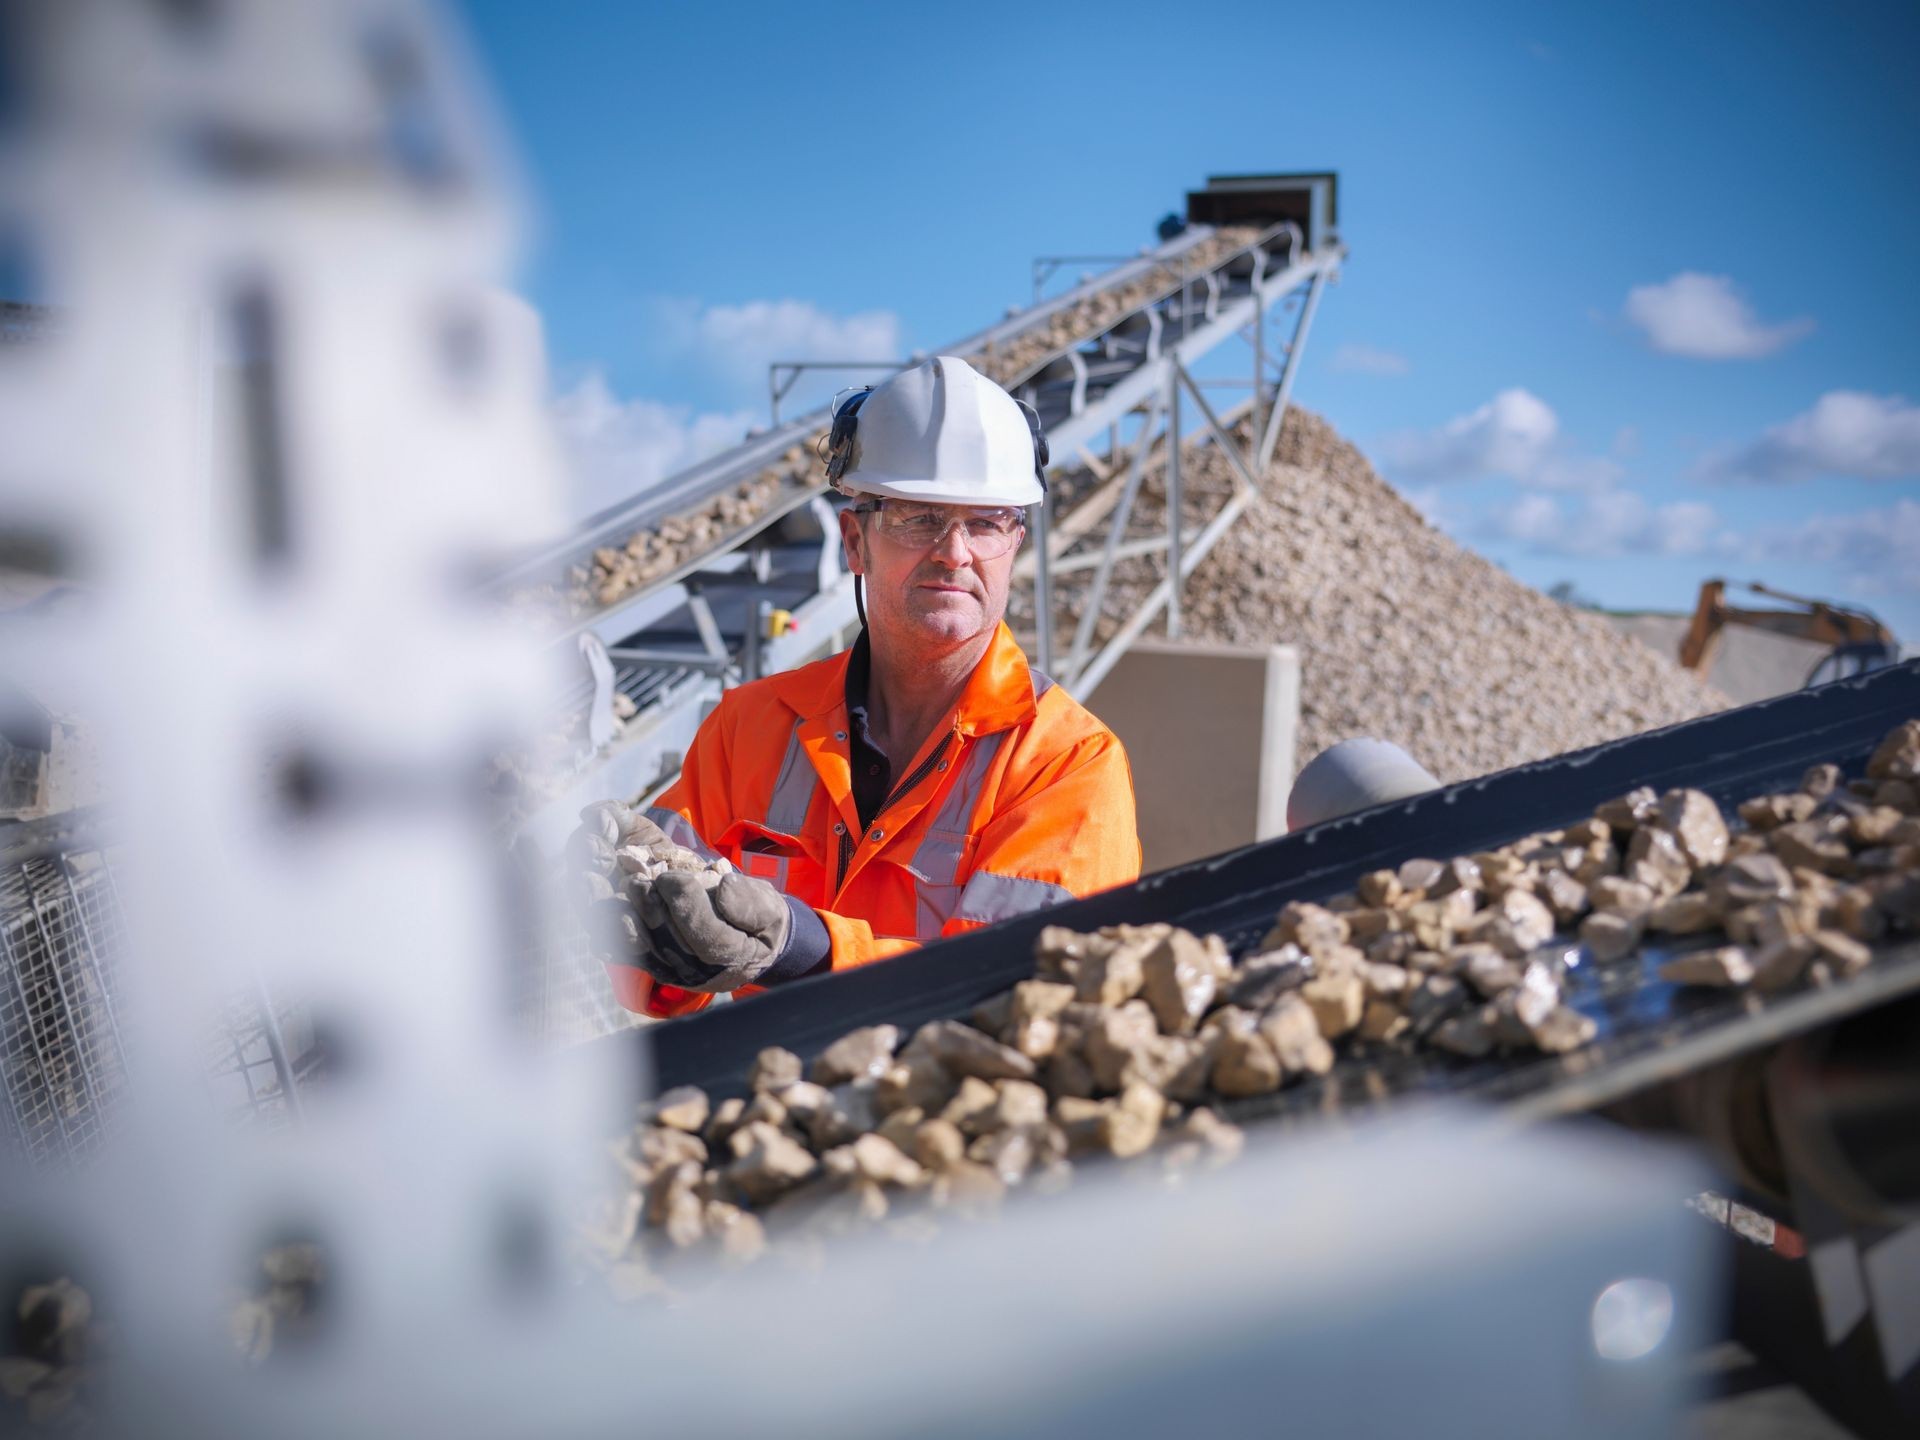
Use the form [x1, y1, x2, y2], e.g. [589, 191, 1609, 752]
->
[853, 500, 1027, 558]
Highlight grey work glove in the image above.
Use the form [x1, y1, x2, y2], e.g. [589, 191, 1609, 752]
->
[645, 868, 791, 993]
[571, 809, 789, 994]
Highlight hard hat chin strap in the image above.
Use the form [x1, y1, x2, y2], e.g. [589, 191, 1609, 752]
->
[854, 572, 867, 630]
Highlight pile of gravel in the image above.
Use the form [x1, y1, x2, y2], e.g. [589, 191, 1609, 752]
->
[1057, 406, 1730, 783]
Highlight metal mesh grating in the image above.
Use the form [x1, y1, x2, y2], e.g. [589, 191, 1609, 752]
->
[0, 803, 648, 1170]
[1, 810, 321, 1169]
[498, 836, 650, 1048]
[204, 991, 318, 1130]
[518, 897, 649, 1046]
[0, 827, 132, 1167]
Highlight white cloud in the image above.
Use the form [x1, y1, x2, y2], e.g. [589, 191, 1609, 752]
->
[546, 294, 905, 520]
[654, 296, 905, 402]
[550, 369, 755, 520]
[1499, 493, 1564, 547]
[1739, 498, 1920, 594]
[1652, 499, 1722, 555]
[1486, 491, 1720, 559]
[1623, 272, 1812, 360]
[1533, 453, 1627, 493]
[1375, 388, 1619, 491]
[1701, 390, 1920, 484]
[1378, 388, 1557, 481]
[1330, 342, 1410, 376]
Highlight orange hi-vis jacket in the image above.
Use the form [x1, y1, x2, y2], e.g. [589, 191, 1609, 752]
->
[610, 622, 1141, 1019]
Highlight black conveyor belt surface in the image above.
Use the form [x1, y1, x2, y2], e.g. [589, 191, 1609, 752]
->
[632, 661, 1920, 1117]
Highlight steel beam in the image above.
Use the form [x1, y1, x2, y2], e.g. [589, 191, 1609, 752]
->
[684, 586, 728, 662]
[1258, 266, 1330, 471]
[1049, 533, 1169, 574]
[1252, 281, 1266, 440]
[1166, 370, 1183, 640]
[1059, 481, 1255, 700]
[1042, 249, 1340, 462]
[1031, 488, 1054, 674]
[1065, 391, 1163, 681]
[1174, 358, 1261, 495]
[1055, 388, 1263, 697]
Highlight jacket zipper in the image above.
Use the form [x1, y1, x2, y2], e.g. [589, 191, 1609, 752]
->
[834, 825, 854, 895]
[834, 731, 954, 893]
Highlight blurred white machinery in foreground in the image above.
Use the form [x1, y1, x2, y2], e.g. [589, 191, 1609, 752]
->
[0, 0, 620, 1419]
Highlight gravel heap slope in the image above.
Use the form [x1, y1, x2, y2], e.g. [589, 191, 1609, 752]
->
[1078, 406, 1731, 783]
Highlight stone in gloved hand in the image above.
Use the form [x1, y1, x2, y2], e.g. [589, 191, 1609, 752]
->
[647, 867, 792, 993]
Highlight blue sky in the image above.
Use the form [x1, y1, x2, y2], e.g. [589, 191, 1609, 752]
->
[462, 0, 1920, 641]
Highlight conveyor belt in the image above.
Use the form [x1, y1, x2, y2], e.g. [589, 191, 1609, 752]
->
[1020, 257, 1269, 434]
[634, 661, 1920, 1121]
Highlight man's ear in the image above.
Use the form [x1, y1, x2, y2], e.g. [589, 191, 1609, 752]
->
[837, 507, 867, 577]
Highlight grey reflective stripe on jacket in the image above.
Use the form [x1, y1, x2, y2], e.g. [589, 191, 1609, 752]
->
[925, 676, 1071, 929]
[763, 720, 815, 836]
[908, 729, 1013, 938]
[954, 869, 1072, 925]
[644, 806, 723, 863]
[910, 730, 1009, 889]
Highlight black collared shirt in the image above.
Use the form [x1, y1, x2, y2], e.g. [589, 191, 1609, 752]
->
[844, 630, 893, 831]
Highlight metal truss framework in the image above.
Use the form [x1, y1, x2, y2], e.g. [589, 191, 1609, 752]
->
[1015, 229, 1336, 697]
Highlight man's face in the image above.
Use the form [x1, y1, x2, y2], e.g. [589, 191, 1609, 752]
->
[838, 499, 1026, 654]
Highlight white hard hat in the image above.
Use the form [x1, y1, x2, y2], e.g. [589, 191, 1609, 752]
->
[828, 355, 1046, 508]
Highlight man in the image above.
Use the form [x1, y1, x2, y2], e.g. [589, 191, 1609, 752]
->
[588, 355, 1141, 1019]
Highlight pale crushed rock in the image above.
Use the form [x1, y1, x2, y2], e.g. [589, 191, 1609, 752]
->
[1043, 407, 1730, 784]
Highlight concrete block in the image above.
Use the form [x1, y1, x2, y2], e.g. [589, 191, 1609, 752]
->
[1083, 641, 1298, 872]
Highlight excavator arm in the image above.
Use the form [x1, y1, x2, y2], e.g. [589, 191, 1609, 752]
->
[1679, 578, 1897, 682]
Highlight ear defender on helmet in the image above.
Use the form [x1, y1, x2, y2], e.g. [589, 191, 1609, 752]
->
[825, 386, 877, 627]
[1012, 396, 1050, 495]
[823, 386, 874, 484]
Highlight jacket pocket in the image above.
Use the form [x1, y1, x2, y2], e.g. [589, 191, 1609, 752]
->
[733, 825, 828, 909]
